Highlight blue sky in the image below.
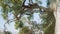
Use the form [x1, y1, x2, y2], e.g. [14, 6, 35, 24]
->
[0, 0, 47, 34]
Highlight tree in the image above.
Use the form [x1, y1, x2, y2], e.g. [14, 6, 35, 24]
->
[0, 0, 58, 34]
[4, 31, 12, 34]
[19, 26, 33, 34]
[54, 0, 60, 34]
[46, 0, 60, 34]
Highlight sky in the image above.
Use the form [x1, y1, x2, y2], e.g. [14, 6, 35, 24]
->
[0, 0, 47, 34]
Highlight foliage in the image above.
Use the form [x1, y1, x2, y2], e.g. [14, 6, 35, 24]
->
[4, 31, 12, 34]
[0, 0, 56, 34]
[15, 20, 23, 29]
[19, 26, 33, 34]
[41, 11, 55, 34]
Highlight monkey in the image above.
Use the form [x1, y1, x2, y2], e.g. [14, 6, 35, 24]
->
[20, 0, 38, 18]
[29, 0, 33, 4]
[29, 3, 38, 6]
[22, 0, 30, 8]
[22, 0, 38, 9]
[28, 0, 38, 8]
[15, 0, 39, 20]
[16, 0, 31, 20]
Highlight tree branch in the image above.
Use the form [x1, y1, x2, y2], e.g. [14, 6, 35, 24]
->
[15, 0, 53, 20]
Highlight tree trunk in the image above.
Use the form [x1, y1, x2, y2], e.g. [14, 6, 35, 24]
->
[54, 0, 60, 34]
